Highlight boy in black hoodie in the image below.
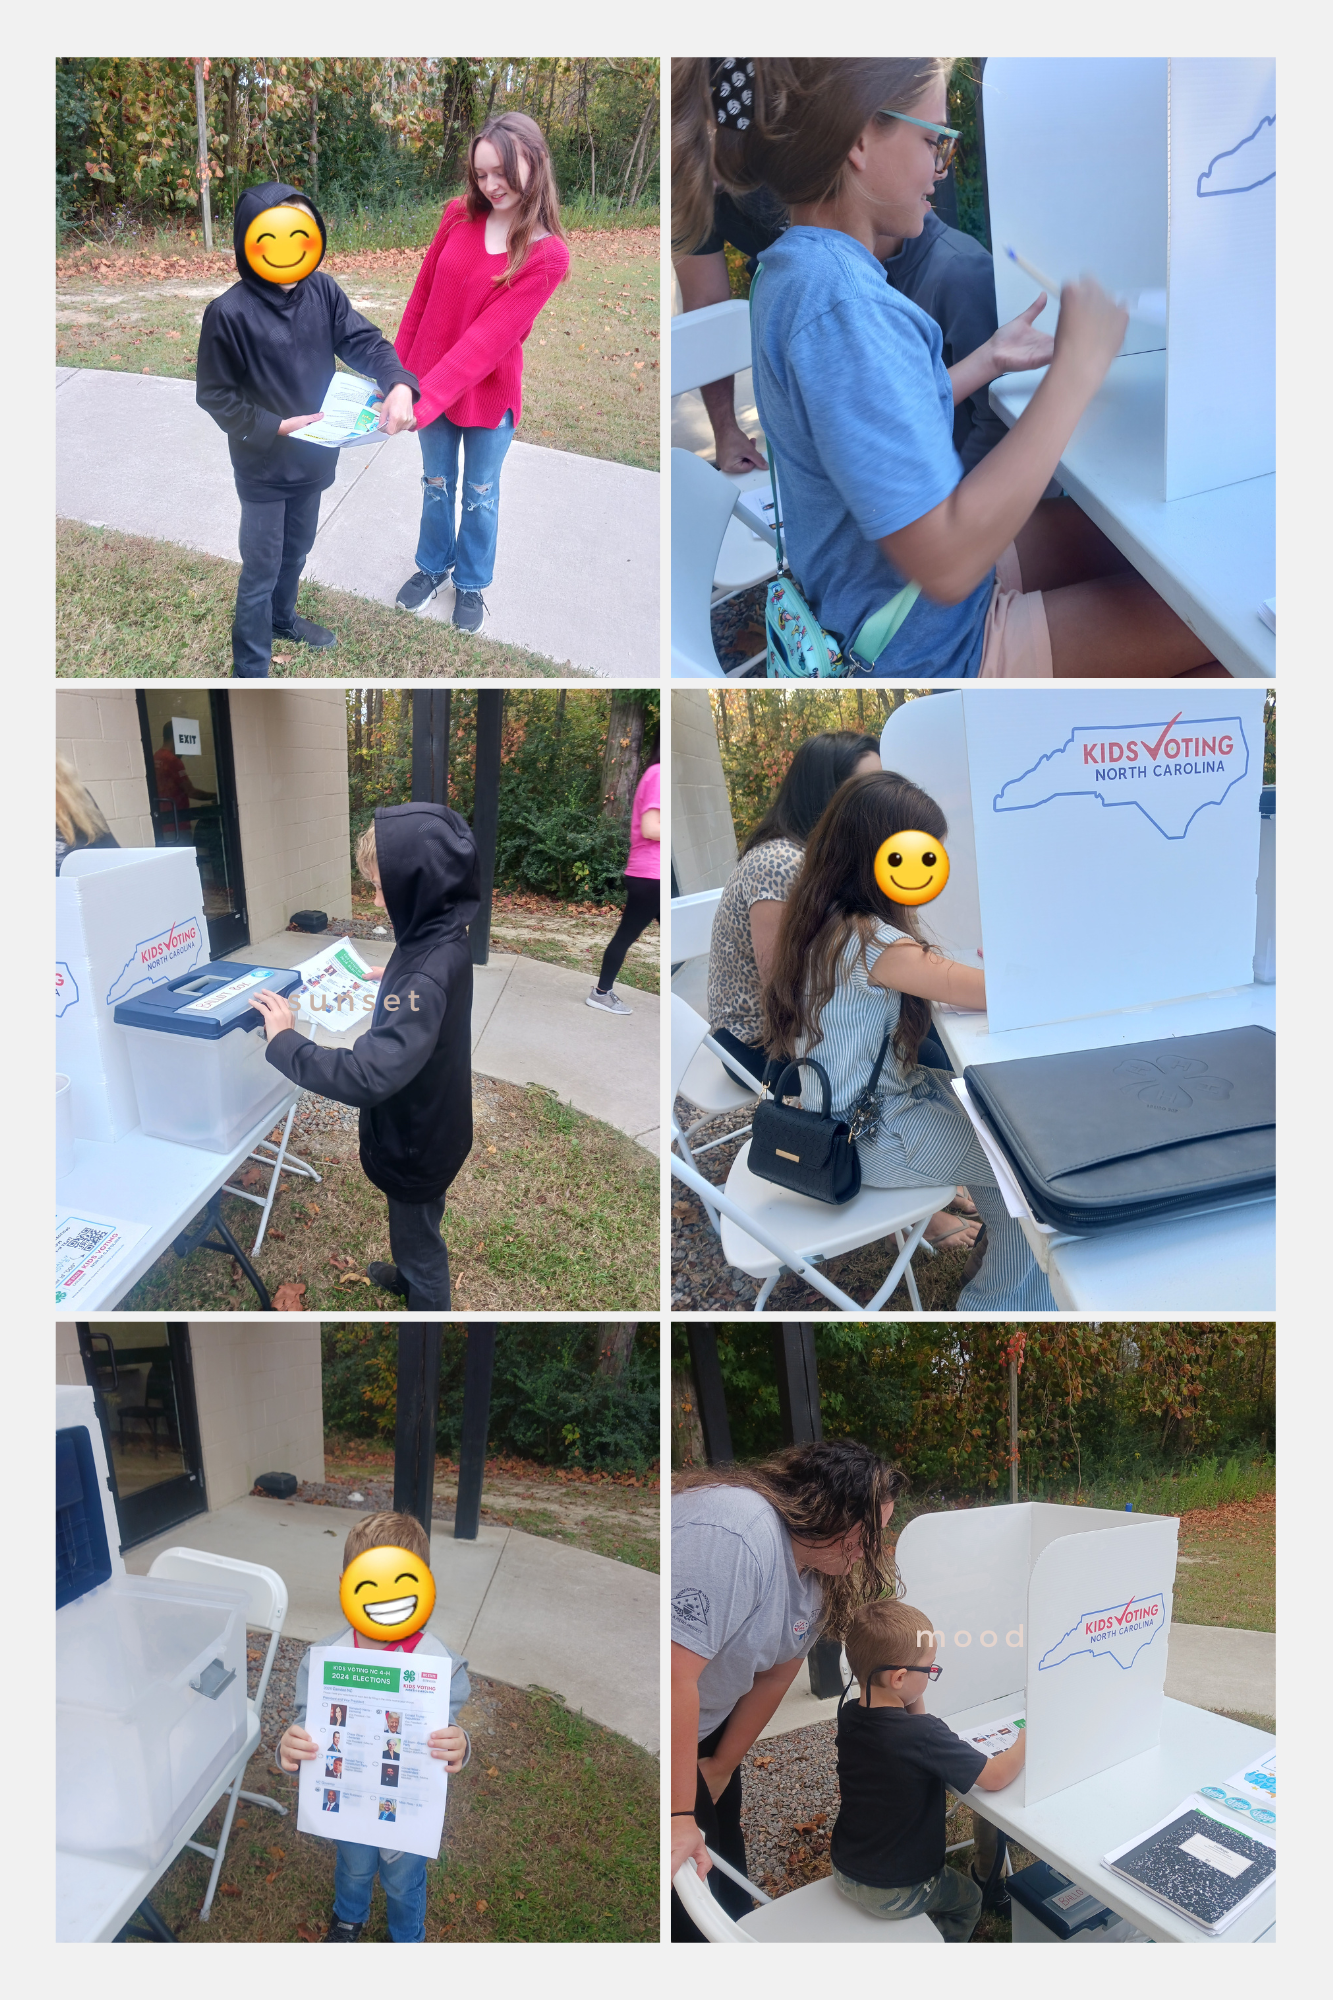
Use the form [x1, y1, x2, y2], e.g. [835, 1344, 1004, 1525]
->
[197, 183, 420, 678]
[251, 804, 478, 1308]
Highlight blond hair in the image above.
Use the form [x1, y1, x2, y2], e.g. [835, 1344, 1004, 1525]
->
[354, 822, 378, 884]
[342, 1510, 431, 1570]
[56, 755, 111, 846]
[844, 1598, 935, 1692]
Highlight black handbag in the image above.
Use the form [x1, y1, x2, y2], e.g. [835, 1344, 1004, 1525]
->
[748, 1034, 892, 1205]
[963, 1026, 1275, 1233]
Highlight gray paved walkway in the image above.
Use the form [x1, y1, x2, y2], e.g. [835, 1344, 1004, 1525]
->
[123, 1495, 658, 1751]
[56, 367, 658, 679]
[240, 930, 660, 1154]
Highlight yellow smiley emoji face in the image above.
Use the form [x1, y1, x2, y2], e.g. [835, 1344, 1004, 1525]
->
[339, 1545, 436, 1642]
[243, 204, 323, 283]
[874, 830, 950, 906]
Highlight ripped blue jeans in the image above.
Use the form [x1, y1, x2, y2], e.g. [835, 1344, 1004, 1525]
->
[414, 408, 514, 592]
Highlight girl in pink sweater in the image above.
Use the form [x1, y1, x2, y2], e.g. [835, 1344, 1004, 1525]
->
[394, 113, 569, 633]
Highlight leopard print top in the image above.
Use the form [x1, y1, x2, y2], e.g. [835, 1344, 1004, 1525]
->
[705, 837, 804, 1043]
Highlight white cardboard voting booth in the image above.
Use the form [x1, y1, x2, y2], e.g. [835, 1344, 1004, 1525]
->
[56, 848, 210, 1142]
[985, 57, 1275, 499]
[896, 1503, 1179, 1805]
[882, 688, 1266, 1034]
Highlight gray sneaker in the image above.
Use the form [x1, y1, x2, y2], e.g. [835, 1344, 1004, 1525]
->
[586, 985, 632, 1015]
[452, 587, 487, 634]
[395, 567, 451, 611]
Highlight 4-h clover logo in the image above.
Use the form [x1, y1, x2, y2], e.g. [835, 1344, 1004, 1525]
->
[1114, 1054, 1233, 1112]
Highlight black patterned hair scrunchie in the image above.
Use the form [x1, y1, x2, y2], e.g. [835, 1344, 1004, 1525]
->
[710, 59, 755, 131]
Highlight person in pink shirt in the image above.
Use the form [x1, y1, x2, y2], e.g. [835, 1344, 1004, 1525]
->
[394, 113, 570, 634]
[589, 735, 660, 1016]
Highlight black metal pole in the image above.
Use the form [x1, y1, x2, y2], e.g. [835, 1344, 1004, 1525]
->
[686, 1323, 733, 1464]
[411, 690, 451, 804]
[469, 690, 503, 966]
[392, 1324, 443, 1540]
[773, 1322, 822, 1445]
[454, 1324, 496, 1540]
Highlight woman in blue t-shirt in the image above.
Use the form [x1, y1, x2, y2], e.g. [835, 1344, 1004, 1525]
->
[692, 58, 1224, 680]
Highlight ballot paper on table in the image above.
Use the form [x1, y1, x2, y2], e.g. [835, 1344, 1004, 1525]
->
[56, 1209, 148, 1307]
[1103, 1794, 1275, 1934]
[959, 1713, 1025, 1758]
[1200, 1749, 1276, 1828]
[296, 372, 388, 449]
[292, 937, 379, 1035]
[297, 1645, 448, 1859]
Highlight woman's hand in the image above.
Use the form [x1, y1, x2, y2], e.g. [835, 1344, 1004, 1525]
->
[375, 384, 416, 435]
[278, 1723, 318, 1773]
[277, 412, 324, 436]
[250, 988, 297, 1038]
[987, 294, 1055, 377]
[672, 1814, 711, 1881]
[427, 1725, 468, 1770]
[1051, 276, 1128, 392]
[696, 1753, 735, 1804]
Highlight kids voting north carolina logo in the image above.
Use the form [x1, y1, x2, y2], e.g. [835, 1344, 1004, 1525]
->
[104, 917, 205, 1005]
[993, 712, 1249, 839]
[1037, 1593, 1166, 1673]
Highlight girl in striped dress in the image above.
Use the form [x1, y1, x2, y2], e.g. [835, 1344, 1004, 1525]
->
[763, 770, 1055, 1312]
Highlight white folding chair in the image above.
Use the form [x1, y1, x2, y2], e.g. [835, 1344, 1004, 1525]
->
[671, 995, 767, 1235]
[674, 1855, 944, 1943]
[671, 447, 752, 679]
[147, 1548, 289, 1920]
[222, 1098, 322, 1258]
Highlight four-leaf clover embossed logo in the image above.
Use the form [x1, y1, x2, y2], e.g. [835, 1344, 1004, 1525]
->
[1114, 1054, 1234, 1112]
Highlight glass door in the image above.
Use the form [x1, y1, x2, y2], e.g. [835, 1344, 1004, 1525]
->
[136, 690, 249, 956]
[76, 1323, 207, 1549]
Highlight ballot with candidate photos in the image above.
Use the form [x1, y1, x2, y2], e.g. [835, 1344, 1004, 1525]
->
[297, 1645, 449, 1858]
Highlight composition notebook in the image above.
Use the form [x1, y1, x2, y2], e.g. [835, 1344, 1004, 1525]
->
[1103, 1795, 1276, 1933]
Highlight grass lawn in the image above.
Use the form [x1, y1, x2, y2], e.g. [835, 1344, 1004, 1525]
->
[116, 1073, 658, 1313]
[55, 226, 659, 470]
[131, 1672, 657, 1943]
[1173, 1494, 1275, 1633]
[349, 884, 660, 995]
[57, 520, 578, 679]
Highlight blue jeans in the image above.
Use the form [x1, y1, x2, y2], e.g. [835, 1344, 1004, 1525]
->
[832, 1860, 983, 1942]
[334, 1841, 427, 1942]
[415, 409, 514, 591]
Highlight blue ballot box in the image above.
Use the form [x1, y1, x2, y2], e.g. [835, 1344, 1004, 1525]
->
[114, 959, 302, 1152]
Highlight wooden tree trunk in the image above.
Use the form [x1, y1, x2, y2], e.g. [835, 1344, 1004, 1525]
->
[595, 1322, 637, 1377]
[308, 67, 319, 195]
[671, 1368, 705, 1471]
[601, 692, 645, 822]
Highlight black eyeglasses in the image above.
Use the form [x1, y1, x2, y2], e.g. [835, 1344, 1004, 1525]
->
[871, 1662, 943, 1682]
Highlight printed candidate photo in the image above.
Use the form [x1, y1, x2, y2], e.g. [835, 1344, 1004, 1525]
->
[669, 57, 1273, 683]
[56, 686, 659, 1315]
[670, 1320, 1275, 1943]
[669, 684, 1275, 1314]
[56, 57, 659, 680]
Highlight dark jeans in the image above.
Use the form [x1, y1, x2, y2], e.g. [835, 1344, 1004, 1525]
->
[232, 485, 324, 677]
[597, 875, 659, 991]
[670, 1713, 751, 1943]
[386, 1193, 451, 1309]
[708, 1026, 774, 1092]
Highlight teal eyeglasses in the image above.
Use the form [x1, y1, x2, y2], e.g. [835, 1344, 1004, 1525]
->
[878, 110, 960, 175]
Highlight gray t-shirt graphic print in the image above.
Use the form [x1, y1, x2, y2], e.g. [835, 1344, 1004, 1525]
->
[671, 1486, 824, 1738]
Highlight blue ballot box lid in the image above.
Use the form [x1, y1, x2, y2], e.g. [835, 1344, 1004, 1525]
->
[113, 959, 302, 1040]
[1007, 1859, 1117, 1940]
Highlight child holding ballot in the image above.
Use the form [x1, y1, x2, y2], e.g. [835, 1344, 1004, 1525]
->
[279, 1511, 471, 1943]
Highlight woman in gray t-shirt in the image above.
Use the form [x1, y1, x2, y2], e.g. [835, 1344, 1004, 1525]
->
[670, 1439, 905, 1940]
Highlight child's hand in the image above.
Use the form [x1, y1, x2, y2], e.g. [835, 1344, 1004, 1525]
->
[279, 1724, 319, 1772]
[988, 294, 1055, 377]
[367, 966, 385, 981]
[250, 989, 296, 1038]
[278, 412, 325, 436]
[375, 385, 416, 435]
[1052, 276, 1129, 390]
[428, 1725, 468, 1771]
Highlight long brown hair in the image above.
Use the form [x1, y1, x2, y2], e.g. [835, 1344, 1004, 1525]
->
[742, 731, 882, 854]
[713, 58, 953, 212]
[466, 111, 567, 284]
[762, 770, 948, 1068]
[674, 1440, 906, 1639]
[671, 58, 721, 254]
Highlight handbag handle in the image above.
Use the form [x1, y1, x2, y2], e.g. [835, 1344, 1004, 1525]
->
[768, 1055, 833, 1116]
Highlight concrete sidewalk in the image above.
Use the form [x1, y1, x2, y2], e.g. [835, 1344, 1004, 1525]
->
[236, 929, 660, 1154]
[56, 366, 658, 679]
[124, 1494, 659, 1752]
[760, 1623, 1276, 1741]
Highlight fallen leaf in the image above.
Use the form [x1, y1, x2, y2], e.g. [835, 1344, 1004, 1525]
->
[265, 1869, 280, 1884]
[475, 1899, 488, 1913]
[269, 1228, 285, 1240]
[486, 1766, 499, 1777]
[272, 1282, 307, 1311]
[272, 653, 293, 664]
[267, 1846, 284, 1861]
[753, 1756, 774, 1768]
[296, 1921, 321, 1942]
[219, 1882, 240, 1897]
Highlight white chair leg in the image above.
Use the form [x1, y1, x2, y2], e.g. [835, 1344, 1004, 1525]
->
[238, 1789, 288, 1816]
[223, 1101, 324, 1259]
[196, 1774, 244, 1921]
[865, 1215, 936, 1313]
[672, 1136, 723, 1236]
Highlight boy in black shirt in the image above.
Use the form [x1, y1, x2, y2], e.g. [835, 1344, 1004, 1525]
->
[830, 1599, 1025, 1941]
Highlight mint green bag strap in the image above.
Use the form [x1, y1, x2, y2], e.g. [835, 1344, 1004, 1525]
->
[751, 261, 920, 670]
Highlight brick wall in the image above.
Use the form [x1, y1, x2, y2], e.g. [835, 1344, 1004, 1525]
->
[56, 690, 154, 848]
[228, 689, 352, 942]
[670, 689, 738, 894]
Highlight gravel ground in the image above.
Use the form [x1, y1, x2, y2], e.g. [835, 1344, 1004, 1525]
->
[711, 582, 768, 676]
[672, 1097, 977, 1311]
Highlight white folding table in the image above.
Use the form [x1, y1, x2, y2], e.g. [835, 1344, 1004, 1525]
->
[991, 351, 1275, 680]
[946, 1693, 1276, 1943]
[56, 1090, 311, 1311]
[930, 983, 1275, 1311]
